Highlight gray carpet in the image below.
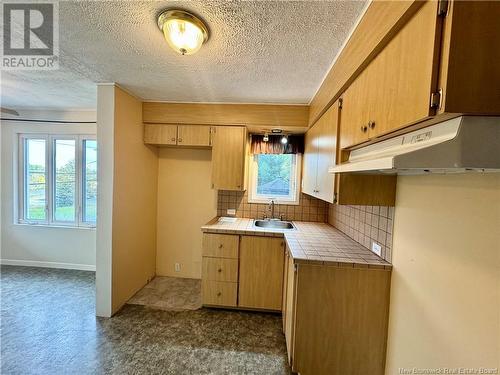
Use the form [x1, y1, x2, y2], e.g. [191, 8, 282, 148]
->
[1, 265, 291, 375]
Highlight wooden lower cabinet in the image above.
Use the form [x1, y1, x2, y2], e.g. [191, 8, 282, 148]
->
[283, 257, 392, 375]
[238, 236, 284, 311]
[202, 257, 238, 283]
[202, 233, 239, 259]
[283, 251, 297, 369]
[201, 280, 237, 307]
[201, 233, 240, 308]
[201, 233, 285, 311]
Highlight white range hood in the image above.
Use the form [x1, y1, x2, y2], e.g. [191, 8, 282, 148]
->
[329, 116, 500, 175]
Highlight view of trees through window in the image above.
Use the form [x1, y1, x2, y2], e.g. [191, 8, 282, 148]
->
[26, 139, 47, 220]
[83, 140, 97, 223]
[256, 154, 293, 196]
[21, 136, 97, 225]
[54, 140, 76, 221]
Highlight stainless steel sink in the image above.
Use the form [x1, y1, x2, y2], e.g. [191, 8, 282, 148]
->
[253, 219, 296, 230]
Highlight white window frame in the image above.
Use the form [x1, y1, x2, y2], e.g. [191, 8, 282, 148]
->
[17, 134, 97, 228]
[248, 153, 301, 205]
[81, 137, 98, 226]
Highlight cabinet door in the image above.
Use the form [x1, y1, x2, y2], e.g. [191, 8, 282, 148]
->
[292, 265, 391, 375]
[368, 0, 441, 138]
[302, 123, 318, 196]
[282, 250, 290, 333]
[238, 236, 284, 311]
[339, 70, 371, 149]
[211, 126, 247, 190]
[340, 1, 441, 149]
[315, 104, 338, 203]
[284, 253, 297, 368]
[177, 125, 212, 147]
[144, 124, 177, 145]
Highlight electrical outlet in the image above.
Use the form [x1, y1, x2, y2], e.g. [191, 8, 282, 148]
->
[371, 242, 382, 257]
[174, 263, 180, 272]
[227, 208, 236, 216]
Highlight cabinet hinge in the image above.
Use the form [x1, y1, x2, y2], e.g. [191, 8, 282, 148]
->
[430, 89, 443, 110]
[437, 0, 448, 17]
[338, 97, 343, 109]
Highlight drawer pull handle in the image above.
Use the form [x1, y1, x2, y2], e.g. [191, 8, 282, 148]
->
[369, 121, 376, 129]
[171, 137, 176, 141]
[360, 125, 368, 133]
[217, 292, 222, 297]
[218, 244, 223, 249]
[217, 268, 222, 273]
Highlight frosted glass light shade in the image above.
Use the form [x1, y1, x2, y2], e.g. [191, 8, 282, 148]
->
[158, 10, 209, 55]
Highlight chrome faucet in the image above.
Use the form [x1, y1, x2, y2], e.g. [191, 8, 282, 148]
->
[268, 199, 276, 219]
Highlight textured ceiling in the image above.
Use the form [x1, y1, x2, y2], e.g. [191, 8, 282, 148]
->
[1, 1, 367, 110]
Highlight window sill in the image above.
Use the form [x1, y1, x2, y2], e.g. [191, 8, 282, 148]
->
[247, 198, 300, 206]
[14, 223, 96, 230]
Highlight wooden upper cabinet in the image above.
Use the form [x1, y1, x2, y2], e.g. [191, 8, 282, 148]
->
[238, 236, 285, 311]
[315, 104, 339, 203]
[144, 124, 211, 147]
[339, 72, 371, 149]
[340, 0, 441, 149]
[302, 123, 318, 197]
[302, 103, 338, 203]
[144, 124, 177, 145]
[177, 125, 212, 147]
[438, 1, 500, 115]
[211, 126, 247, 191]
[369, 0, 441, 138]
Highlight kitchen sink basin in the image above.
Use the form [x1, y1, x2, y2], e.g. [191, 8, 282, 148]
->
[253, 219, 296, 230]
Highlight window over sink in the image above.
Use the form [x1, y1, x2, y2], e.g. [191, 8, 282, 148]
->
[248, 154, 301, 205]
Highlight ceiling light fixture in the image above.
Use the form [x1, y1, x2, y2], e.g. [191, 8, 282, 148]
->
[157, 10, 209, 55]
[281, 135, 288, 144]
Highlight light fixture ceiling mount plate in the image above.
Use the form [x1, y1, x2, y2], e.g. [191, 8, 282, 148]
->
[157, 9, 209, 55]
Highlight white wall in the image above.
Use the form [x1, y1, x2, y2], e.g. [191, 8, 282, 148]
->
[385, 174, 500, 373]
[96, 85, 114, 317]
[1, 110, 97, 270]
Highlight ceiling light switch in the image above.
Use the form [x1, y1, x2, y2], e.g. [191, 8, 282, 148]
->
[227, 209, 236, 216]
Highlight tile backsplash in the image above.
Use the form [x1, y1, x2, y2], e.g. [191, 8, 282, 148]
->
[217, 191, 394, 262]
[217, 191, 328, 223]
[328, 204, 394, 262]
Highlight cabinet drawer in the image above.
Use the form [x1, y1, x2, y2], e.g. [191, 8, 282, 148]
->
[202, 257, 238, 282]
[202, 233, 239, 259]
[202, 280, 237, 307]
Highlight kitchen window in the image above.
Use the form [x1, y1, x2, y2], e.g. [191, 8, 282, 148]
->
[18, 134, 97, 227]
[248, 154, 301, 205]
